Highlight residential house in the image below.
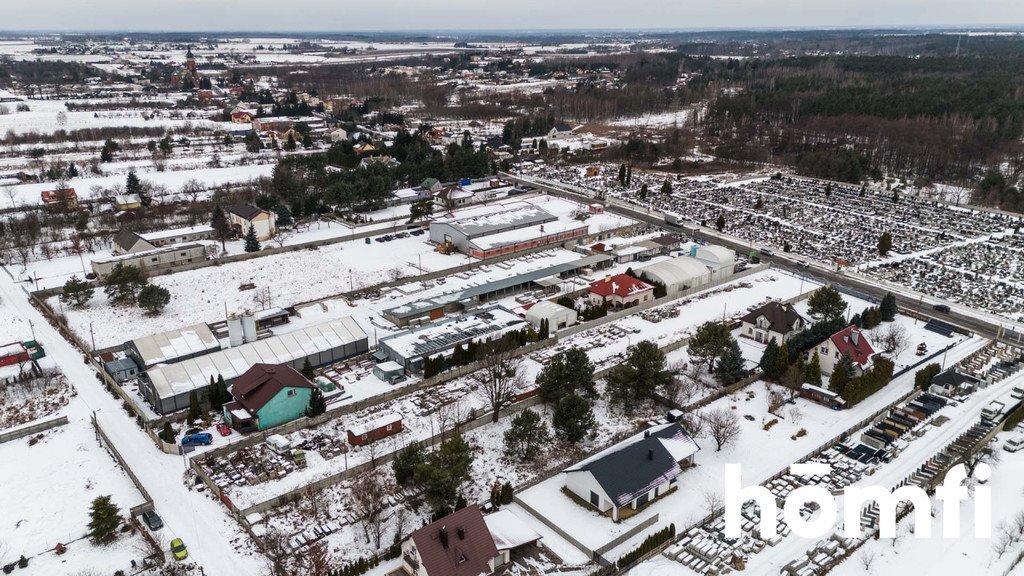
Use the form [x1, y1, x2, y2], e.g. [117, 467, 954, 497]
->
[564, 423, 700, 521]
[587, 274, 654, 309]
[435, 185, 474, 208]
[359, 155, 401, 169]
[401, 505, 503, 576]
[816, 325, 876, 377]
[482, 510, 543, 568]
[330, 128, 349, 143]
[104, 357, 140, 384]
[547, 123, 577, 140]
[91, 243, 208, 279]
[231, 108, 255, 123]
[40, 187, 78, 210]
[930, 369, 981, 398]
[223, 363, 314, 431]
[227, 204, 276, 240]
[740, 301, 807, 345]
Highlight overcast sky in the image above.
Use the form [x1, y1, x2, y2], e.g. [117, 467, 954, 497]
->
[4, 0, 1023, 32]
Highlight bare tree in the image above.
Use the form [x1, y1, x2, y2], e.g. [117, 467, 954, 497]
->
[665, 361, 702, 406]
[252, 286, 273, 310]
[271, 230, 293, 249]
[3, 186, 16, 209]
[788, 406, 803, 425]
[432, 397, 468, 440]
[858, 549, 876, 570]
[351, 471, 394, 550]
[260, 527, 294, 576]
[703, 408, 741, 452]
[180, 179, 204, 203]
[477, 349, 523, 423]
[305, 541, 332, 576]
[953, 437, 998, 477]
[702, 490, 723, 517]
[875, 323, 909, 357]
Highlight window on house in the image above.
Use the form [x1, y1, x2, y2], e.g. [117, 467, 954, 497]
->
[386, 424, 393, 431]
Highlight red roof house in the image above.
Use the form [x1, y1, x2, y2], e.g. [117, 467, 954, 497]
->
[816, 325, 876, 377]
[40, 188, 78, 209]
[401, 505, 502, 576]
[587, 274, 655, 309]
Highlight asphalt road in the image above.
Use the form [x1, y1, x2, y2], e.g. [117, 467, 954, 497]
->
[503, 171, 1024, 346]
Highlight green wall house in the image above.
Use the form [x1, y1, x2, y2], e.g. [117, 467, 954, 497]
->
[223, 363, 313, 431]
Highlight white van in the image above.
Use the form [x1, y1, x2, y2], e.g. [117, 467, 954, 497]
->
[1003, 436, 1024, 453]
[266, 434, 292, 455]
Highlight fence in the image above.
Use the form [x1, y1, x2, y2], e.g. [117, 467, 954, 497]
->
[0, 415, 68, 443]
[90, 413, 155, 517]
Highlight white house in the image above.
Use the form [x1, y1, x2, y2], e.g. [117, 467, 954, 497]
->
[227, 204, 276, 241]
[564, 423, 699, 521]
[740, 300, 807, 345]
[816, 325, 876, 377]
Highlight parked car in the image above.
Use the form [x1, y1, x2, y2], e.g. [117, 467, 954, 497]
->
[141, 509, 163, 530]
[1003, 437, 1024, 453]
[389, 374, 408, 385]
[933, 304, 951, 313]
[180, 433, 213, 447]
[215, 423, 232, 437]
[183, 427, 202, 436]
[170, 538, 188, 561]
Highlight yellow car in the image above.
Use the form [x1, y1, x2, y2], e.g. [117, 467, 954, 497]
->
[170, 538, 188, 561]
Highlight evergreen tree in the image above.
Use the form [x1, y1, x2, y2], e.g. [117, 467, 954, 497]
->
[60, 275, 94, 307]
[552, 394, 596, 443]
[103, 263, 147, 306]
[125, 170, 142, 197]
[211, 204, 230, 251]
[305, 388, 327, 418]
[759, 339, 781, 380]
[804, 352, 822, 384]
[807, 285, 846, 320]
[661, 180, 672, 196]
[503, 409, 550, 460]
[158, 421, 175, 444]
[215, 375, 229, 407]
[500, 482, 513, 505]
[302, 132, 314, 149]
[187, 390, 201, 424]
[829, 354, 855, 396]
[536, 347, 596, 403]
[606, 341, 669, 413]
[715, 213, 726, 232]
[915, 363, 942, 390]
[639, 183, 648, 200]
[138, 284, 171, 314]
[688, 322, 732, 371]
[393, 442, 425, 485]
[301, 358, 316, 380]
[775, 343, 790, 382]
[87, 495, 121, 545]
[715, 339, 746, 385]
[618, 164, 626, 186]
[878, 231, 893, 256]
[244, 225, 261, 252]
[415, 435, 474, 512]
[285, 133, 297, 151]
[879, 292, 897, 322]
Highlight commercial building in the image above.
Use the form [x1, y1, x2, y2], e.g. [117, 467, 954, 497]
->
[523, 300, 577, 331]
[637, 255, 712, 296]
[126, 323, 221, 370]
[691, 244, 736, 281]
[378, 305, 528, 373]
[429, 205, 587, 259]
[141, 317, 368, 414]
[91, 243, 209, 279]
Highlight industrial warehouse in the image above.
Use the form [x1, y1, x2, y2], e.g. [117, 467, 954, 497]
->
[140, 317, 368, 413]
[429, 204, 590, 259]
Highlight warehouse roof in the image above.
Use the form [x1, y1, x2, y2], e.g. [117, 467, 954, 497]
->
[380, 305, 526, 360]
[128, 323, 220, 368]
[93, 242, 206, 265]
[638, 255, 709, 288]
[146, 317, 366, 401]
[433, 205, 556, 238]
[523, 300, 575, 320]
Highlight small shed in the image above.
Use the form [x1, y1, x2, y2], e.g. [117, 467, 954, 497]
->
[347, 412, 403, 446]
[372, 361, 404, 383]
[104, 357, 140, 383]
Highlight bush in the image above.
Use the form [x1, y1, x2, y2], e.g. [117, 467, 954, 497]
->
[616, 524, 676, 569]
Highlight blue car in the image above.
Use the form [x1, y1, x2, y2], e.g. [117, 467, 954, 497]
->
[180, 432, 213, 447]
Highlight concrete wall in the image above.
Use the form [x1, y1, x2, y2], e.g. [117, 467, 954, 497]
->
[0, 415, 68, 443]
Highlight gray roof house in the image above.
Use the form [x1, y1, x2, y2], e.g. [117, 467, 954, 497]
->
[564, 423, 699, 521]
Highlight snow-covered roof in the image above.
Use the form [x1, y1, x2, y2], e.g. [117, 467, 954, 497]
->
[433, 205, 557, 238]
[139, 225, 213, 242]
[146, 317, 367, 401]
[347, 412, 401, 436]
[588, 274, 653, 298]
[380, 305, 527, 361]
[638, 255, 709, 288]
[524, 300, 576, 321]
[468, 220, 588, 252]
[483, 509, 542, 551]
[129, 323, 220, 368]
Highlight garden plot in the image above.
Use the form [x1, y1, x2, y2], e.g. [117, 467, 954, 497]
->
[0, 96, 233, 136]
[0, 366, 74, 430]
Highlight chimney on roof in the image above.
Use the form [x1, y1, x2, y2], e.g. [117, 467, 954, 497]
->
[648, 448, 654, 460]
[439, 526, 449, 549]
[851, 331, 859, 345]
[644, 430, 650, 438]
[457, 526, 465, 540]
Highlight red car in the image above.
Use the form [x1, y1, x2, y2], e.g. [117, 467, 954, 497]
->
[216, 423, 233, 437]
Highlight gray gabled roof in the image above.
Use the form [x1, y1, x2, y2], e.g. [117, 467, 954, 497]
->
[565, 424, 698, 508]
[741, 300, 805, 335]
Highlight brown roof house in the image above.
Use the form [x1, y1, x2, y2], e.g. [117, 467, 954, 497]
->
[223, 363, 314, 431]
[228, 204, 276, 241]
[402, 505, 505, 576]
[740, 300, 807, 345]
